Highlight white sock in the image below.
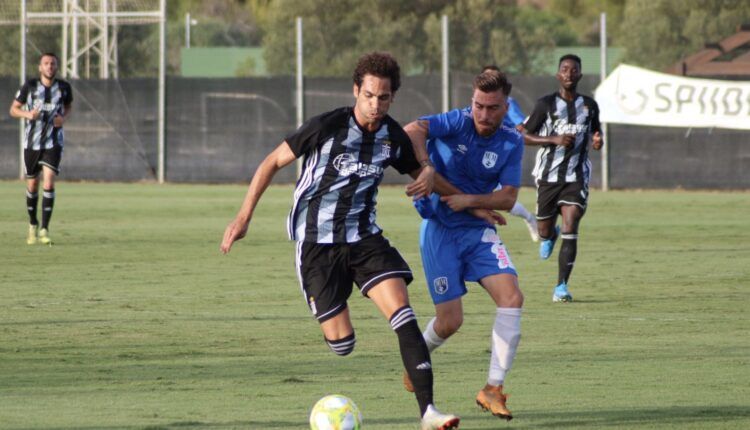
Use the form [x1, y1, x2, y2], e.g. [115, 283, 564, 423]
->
[422, 317, 446, 353]
[509, 202, 534, 222]
[488, 307, 522, 386]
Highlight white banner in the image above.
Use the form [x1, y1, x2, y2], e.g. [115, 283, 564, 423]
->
[595, 64, 750, 130]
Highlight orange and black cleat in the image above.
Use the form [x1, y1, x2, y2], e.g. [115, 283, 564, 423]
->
[476, 384, 513, 421]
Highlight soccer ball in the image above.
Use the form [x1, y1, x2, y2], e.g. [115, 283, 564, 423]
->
[309, 394, 363, 430]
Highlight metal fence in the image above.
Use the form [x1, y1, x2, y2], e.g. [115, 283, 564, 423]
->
[1, 75, 748, 188]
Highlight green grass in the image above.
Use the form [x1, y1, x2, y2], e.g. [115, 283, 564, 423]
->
[1, 181, 749, 429]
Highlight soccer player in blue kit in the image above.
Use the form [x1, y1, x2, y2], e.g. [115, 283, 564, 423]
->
[403, 69, 524, 421]
[482, 65, 538, 242]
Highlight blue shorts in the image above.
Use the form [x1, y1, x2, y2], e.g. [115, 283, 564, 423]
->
[419, 219, 517, 305]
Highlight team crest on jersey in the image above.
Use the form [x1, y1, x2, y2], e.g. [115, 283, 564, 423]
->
[381, 139, 391, 158]
[433, 277, 449, 295]
[482, 151, 498, 168]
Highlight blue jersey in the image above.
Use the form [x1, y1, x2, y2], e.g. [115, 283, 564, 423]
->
[418, 107, 524, 228]
[503, 96, 525, 128]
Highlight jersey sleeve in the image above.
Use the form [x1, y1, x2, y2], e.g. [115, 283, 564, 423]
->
[504, 97, 525, 127]
[590, 100, 602, 134]
[523, 98, 548, 134]
[389, 124, 420, 174]
[15, 81, 30, 104]
[498, 134, 524, 188]
[62, 82, 73, 105]
[284, 115, 325, 158]
[420, 108, 466, 139]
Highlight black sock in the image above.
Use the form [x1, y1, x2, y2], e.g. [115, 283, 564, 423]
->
[540, 227, 558, 242]
[26, 190, 39, 225]
[558, 234, 578, 284]
[390, 306, 433, 417]
[41, 188, 55, 230]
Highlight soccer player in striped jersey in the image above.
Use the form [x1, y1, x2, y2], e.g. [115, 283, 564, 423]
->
[220, 52, 459, 430]
[521, 54, 604, 302]
[10, 52, 73, 246]
[403, 69, 524, 421]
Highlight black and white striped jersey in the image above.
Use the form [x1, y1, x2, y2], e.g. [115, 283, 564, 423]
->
[524, 92, 601, 184]
[15, 78, 73, 151]
[286, 107, 419, 244]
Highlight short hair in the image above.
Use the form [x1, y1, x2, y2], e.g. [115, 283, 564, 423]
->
[558, 54, 582, 69]
[481, 64, 501, 73]
[40, 52, 59, 63]
[352, 52, 401, 93]
[473, 70, 512, 97]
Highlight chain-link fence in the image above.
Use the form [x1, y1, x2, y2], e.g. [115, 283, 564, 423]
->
[1, 3, 748, 188]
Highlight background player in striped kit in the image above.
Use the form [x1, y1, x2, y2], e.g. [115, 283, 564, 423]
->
[9, 52, 73, 246]
[220, 52, 459, 430]
[521, 54, 603, 302]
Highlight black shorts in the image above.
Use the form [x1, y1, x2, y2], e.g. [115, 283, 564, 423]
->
[295, 234, 413, 323]
[536, 180, 588, 220]
[24, 145, 62, 178]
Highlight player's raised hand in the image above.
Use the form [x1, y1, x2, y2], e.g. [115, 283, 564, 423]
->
[469, 208, 507, 225]
[592, 131, 603, 150]
[405, 164, 435, 199]
[553, 134, 575, 147]
[220, 217, 249, 254]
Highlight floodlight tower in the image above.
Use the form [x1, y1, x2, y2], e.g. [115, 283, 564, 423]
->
[59, 0, 116, 78]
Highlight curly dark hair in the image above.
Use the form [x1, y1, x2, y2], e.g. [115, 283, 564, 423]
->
[352, 52, 401, 93]
[473, 70, 512, 97]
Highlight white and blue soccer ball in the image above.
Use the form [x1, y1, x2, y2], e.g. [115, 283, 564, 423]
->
[309, 394, 363, 430]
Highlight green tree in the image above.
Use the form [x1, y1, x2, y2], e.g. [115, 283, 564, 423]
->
[262, 0, 438, 76]
[548, 0, 625, 46]
[262, 0, 579, 76]
[616, 0, 750, 70]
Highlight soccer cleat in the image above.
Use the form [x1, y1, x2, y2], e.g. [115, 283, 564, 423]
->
[403, 370, 415, 393]
[476, 384, 513, 420]
[420, 405, 460, 430]
[524, 217, 540, 242]
[539, 226, 559, 259]
[38, 228, 53, 245]
[552, 283, 573, 302]
[27, 224, 38, 245]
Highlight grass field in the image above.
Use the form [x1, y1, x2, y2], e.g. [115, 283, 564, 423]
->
[1, 181, 749, 430]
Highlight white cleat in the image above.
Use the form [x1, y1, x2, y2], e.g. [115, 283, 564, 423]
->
[525, 217, 540, 242]
[420, 405, 460, 430]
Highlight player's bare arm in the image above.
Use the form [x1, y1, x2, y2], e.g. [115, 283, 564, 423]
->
[220, 141, 297, 254]
[592, 130, 603, 150]
[522, 132, 574, 147]
[404, 119, 434, 198]
[408, 165, 507, 225]
[440, 186, 518, 212]
[9, 100, 40, 121]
